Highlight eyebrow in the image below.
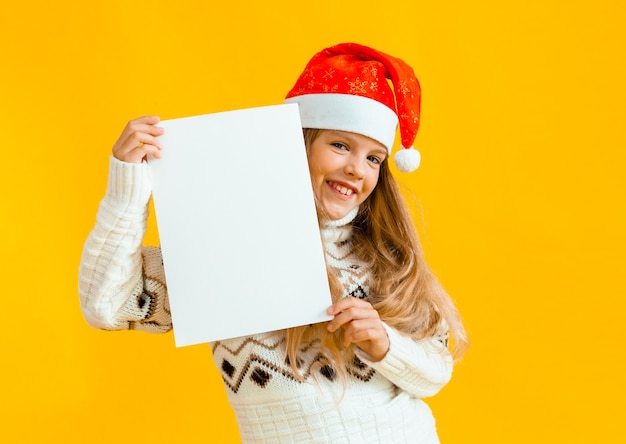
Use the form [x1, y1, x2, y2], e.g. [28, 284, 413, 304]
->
[371, 146, 389, 157]
[325, 130, 357, 141]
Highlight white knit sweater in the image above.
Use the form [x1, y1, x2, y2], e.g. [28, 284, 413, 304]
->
[79, 157, 453, 443]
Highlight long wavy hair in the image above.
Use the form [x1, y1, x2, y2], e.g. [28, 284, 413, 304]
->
[284, 129, 468, 380]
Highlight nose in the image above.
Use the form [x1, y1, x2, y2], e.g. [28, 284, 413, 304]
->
[344, 153, 366, 179]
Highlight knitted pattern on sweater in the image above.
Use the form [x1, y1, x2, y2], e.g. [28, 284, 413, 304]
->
[210, 208, 443, 442]
[211, 207, 373, 396]
[78, 157, 453, 443]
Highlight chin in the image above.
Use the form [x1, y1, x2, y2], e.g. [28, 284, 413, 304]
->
[322, 205, 354, 221]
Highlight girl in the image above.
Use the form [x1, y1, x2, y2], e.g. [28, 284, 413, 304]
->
[79, 42, 468, 443]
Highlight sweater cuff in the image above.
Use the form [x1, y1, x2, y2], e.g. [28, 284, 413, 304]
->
[356, 323, 420, 372]
[376, 323, 418, 372]
[104, 156, 152, 212]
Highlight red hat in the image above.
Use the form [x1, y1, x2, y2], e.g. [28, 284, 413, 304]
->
[285, 43, 422, 172]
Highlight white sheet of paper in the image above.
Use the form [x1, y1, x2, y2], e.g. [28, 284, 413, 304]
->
[148, 104, 332, 347]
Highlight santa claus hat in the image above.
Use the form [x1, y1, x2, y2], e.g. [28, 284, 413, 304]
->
[284, 42, 422, 172]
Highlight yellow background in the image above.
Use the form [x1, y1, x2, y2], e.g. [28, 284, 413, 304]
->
[1, 0, 624, 442]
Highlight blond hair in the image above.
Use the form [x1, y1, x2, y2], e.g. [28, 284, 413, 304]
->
[285, 129, 468, 380]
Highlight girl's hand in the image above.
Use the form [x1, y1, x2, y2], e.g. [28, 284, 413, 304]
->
[327, 297, 390, 361]
[112, 116, 164, 163]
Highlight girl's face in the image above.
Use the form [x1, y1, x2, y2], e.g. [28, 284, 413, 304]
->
[307, 130, 388, 220]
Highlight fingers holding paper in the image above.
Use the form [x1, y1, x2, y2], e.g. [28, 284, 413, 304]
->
[327, 297, 390, 362]
[112, 116, 164, 163]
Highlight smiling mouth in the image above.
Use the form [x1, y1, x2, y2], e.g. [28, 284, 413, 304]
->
[328, 181, 355, 197]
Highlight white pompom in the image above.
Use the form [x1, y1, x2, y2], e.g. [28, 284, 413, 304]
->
[393, 146, 421, 172]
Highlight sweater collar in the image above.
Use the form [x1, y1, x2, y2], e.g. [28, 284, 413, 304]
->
[320, 206, 359, 245]
[322, 206, 359, 229]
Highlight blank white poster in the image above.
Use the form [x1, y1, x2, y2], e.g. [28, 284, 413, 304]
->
[149, 104, 332, 347]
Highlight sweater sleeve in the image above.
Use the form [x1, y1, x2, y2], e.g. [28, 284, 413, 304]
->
[355, 322, 453, 398]
[78, 156, 171, 333]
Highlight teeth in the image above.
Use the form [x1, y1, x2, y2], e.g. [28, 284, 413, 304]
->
[332, 182, 353, 196]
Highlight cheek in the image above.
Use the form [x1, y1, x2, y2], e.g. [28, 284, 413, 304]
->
[307, 169, 325, 198]
[364, 171, 381, 196]
[307, 152, 325, 178]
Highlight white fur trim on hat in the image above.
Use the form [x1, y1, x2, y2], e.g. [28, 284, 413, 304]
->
[285, 93, 398, 153]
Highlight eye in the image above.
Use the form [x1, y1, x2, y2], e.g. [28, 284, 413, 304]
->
[331, 142, 348, 151]
[367, 155, 383, 165]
